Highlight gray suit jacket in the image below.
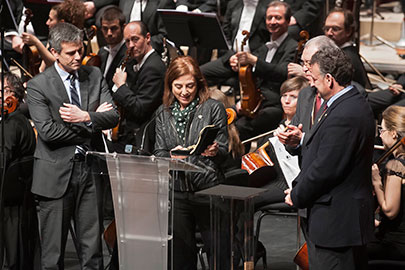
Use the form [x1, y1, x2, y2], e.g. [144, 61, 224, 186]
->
[27, 65, 119, 198]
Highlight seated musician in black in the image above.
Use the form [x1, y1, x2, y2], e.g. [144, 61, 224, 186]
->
[368, 105, 405, 262]
[1, 72, 36, 270]
[229, 1, 297, 144]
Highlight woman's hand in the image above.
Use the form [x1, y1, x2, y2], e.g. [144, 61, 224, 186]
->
[201, 142, 218, 157]
[170, 145, 189, 159]
[21, 32, 40, 47]
[372, 164, 382, 189]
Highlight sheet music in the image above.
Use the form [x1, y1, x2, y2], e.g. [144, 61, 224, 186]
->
[269, 137, 300, 189]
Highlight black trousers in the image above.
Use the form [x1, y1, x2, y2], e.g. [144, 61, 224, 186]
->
[172, 191, 230, 270]
[37, 160, 103, 270]
[307, 241, 368, 270]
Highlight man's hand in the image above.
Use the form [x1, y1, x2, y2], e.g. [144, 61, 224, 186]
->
[275, 124, 303, 147]
[96, 102, 113, 113]
[84, 1, 96, 19]
[229, 54, 239, 72]
[236, 51, 257, 66]
[284, 188, 293, 206]
[288, 63, 305, 78]
[113, 68, 127, 88]
[11, 35, 24, 54]
[389, 84, 403, 96]
[59, 103, 90, 123]
[202, 142, 219, 157]
[289, 16, 297, 26]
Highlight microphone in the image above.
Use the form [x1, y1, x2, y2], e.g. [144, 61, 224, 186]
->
[137, 107, 165, 156]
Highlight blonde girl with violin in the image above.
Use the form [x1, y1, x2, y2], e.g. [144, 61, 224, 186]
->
[368, 105, 405, 261]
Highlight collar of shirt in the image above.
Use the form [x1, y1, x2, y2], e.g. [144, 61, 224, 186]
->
[133, 49, 155, 72]
[340, 41, 354, 49]
[104, 39, 125, 55]
[265, 31, 288, 51]
[54, 62, 80, 103]
[326, 85, 353, 108]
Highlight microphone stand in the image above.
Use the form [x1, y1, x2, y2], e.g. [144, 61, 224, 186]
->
[0, 1, 6, 267]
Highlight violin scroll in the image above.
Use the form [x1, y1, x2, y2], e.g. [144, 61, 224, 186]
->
[3, 96, 18, 114]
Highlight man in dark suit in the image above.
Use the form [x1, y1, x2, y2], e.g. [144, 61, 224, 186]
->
[229, 0, 297, 142]
[285, 47, 375, 270]
[98, 6, 127, 90]
[27, 22, 119, 270]
[200, 0, 272, 86]
[85, 0, 167, 53]
[112, 21, 166, 154]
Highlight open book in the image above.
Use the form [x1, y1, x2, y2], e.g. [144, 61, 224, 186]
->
[170, 125, 220, 156]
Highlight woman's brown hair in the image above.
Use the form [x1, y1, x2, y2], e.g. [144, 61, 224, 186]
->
[382, 105, 405, 140]
[53, 0, 86, 29]
[163, 56, 210, 107]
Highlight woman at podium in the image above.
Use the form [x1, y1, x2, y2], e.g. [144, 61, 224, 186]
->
[154, 56, 229, 270]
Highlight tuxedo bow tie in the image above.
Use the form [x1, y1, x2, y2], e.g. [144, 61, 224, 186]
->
[265, 41, 278, 50]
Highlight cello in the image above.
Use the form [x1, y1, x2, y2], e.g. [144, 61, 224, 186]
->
[238, 30, 262, 118]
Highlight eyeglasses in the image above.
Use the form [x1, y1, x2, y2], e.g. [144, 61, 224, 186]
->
[299, 59, 311, 68]
[322, 26, 343, 33]
[378, 125, 388, 135]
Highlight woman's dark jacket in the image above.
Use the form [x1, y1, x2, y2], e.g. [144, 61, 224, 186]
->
[154, 98, 229, 192]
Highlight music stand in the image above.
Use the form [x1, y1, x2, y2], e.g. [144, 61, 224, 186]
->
[157, 9, 229, 50]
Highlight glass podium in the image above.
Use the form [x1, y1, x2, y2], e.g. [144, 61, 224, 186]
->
[88, 152, 203, 270]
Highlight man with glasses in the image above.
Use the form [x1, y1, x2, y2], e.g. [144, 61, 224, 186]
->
[324, 8, 371, 89]
[285, 46, 375, 270]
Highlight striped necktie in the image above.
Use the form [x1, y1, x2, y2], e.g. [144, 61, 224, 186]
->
[69, 74, 81, 107]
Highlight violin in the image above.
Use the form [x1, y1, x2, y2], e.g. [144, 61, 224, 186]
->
[82, 26, 101, 67]
[111, 48, 132, 141]
[241, 141, 276, 187]
[238, 30, 262, 118]
[293, 30, 309, 64]
[3, 96, 18, 115]
[22, 9, 41, 79]
[376, 136, 405, 166]
[226, 108, 237, 125]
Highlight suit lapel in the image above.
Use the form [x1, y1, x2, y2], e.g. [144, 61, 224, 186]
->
[231, 2, 243, 43]
[78, 68, 89, 111]
[49, 65, 70, 105]
[250, 0, 267, 36]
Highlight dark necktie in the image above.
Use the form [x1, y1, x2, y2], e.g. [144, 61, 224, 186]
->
[69, 74, 81, 108]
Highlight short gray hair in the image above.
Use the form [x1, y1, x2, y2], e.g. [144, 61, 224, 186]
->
[305, 35, 339, 51]
[48, 22, 83, 53]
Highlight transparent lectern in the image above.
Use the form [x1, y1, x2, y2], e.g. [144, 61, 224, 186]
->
[87, 152, 203, 270]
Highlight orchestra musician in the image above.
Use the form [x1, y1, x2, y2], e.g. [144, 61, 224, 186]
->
[26, 22, 119, 270]
[230, 1, 297, 144]
[200, 0, 272, 87]
[288, 8, 371, 89]
[97, 6, 127, 90]
[111, 21, 166, 154]
[284, 47, 375, 270]
[1, 72, 36, 270]
[154, 56, 229, 270]
[20, 0, 87, 72]
[368, 105, 405, 261]
[84, 0, 168, 54]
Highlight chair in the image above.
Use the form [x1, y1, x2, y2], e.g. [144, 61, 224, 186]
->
[254, 202, 299, 270]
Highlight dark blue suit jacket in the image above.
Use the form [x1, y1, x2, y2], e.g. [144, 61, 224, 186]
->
[291, 87, 375, 248]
